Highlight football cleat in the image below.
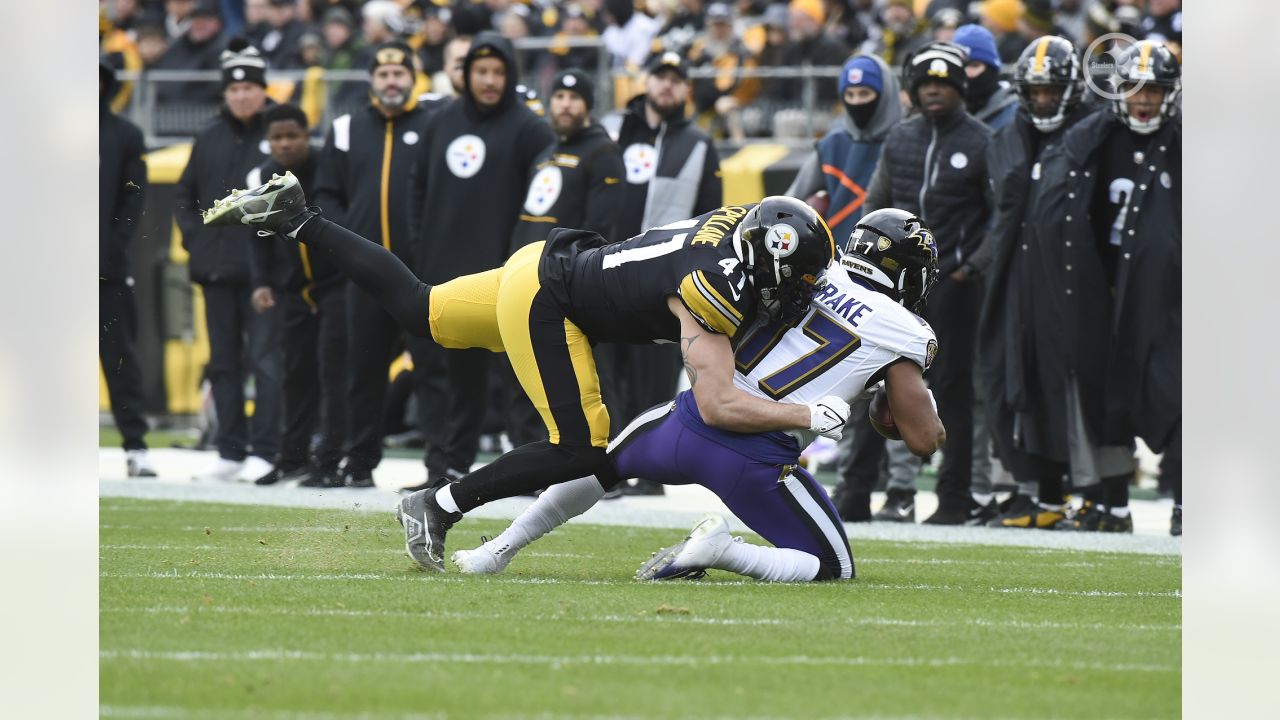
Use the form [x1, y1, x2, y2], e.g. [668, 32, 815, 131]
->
[987, 494, 1065, 529]
[1096, 511, 1134, 534]
[193, 456, 243, 482]
[396, 488, 462, 572]
[874, 489, 916, 523]
[125, 449, 157, 478]
[1054, 499, 1102, 531]
[344, 466, 376, 489]
[452, 536, 515, 575]
[636, 514, 735, 581]
[201, 170, 317, 236]
[1170, 506, 1182, 536]
[965, 495, 999, 526]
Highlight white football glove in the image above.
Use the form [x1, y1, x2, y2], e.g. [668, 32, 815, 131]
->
[807, 395, 851, 441]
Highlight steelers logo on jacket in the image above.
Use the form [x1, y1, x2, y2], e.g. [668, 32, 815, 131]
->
[623, 143, 657, 184]
[446, 134, 486, 178]
[523, 166, 563, 216]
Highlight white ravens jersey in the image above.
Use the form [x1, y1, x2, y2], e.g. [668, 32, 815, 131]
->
[732, 259, 937, 407]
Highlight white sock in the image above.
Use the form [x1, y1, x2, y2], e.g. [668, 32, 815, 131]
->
[1109, 505, 1131, 518]
[971, 492, 993, 506]
[714, 540, 821, 582]
[435, 484, 460, 514]
[485, 476, 605, 555]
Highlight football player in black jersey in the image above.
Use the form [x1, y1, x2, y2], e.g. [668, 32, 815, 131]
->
[205, 177, 846, 571]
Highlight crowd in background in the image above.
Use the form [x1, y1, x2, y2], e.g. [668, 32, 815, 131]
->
[100, 0, 1183, 535]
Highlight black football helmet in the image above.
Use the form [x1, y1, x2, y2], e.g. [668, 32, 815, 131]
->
[842, 208, 938, 315]
[1014, 36, 1084, 133]
[735, 196, 836, 323]
[1109, 39, 1181, 135]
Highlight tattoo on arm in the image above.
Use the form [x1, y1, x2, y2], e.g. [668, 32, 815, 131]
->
[681, 334, 699, 387]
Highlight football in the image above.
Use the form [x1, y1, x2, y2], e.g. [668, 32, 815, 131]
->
[868, 387, 902, 440]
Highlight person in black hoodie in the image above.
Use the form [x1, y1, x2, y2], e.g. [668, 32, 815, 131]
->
[312, 41, 438, 489]
[405, 32, 555, 489]
[604, 51, 722, 494]
[100, 59, 156, 479]
[175, 39, 283, 484]
[504, 69, 625, 452]
[247, 104, 348, 488]
[153, 1, 227, 105]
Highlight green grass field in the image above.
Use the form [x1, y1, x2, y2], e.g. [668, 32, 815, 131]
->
[101, 498, 1181, 719]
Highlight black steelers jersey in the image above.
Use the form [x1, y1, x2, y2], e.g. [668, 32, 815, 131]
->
[539, 205, 759, 344]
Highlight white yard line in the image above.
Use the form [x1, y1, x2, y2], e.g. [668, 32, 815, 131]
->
[98, 648, 1177, 674]
[99, 570, 1181, 598]
[98, 604, 1180, 632]
[99, 449, 1182, 556]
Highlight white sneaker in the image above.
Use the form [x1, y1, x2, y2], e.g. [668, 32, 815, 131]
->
[235, 455, 276, 484]
[636, 514, 735, 581]
[195, 457, 243, 482]
[126, 449, 157, 478]
[452, 538, 515, 575]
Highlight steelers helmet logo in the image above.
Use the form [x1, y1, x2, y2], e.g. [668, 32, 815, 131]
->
[623, 143, 657, 184]
[765, 223, 799, 259]
[445, 134, 486, 178]
[522, 166, 563, 216]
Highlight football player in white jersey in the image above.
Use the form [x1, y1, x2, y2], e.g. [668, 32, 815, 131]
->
[452, 209, 944, 582]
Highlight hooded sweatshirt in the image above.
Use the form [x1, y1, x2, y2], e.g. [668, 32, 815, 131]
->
[100, 60, 148, 284]
[786, 54, 902, 244]
[407, 32, 556, 283]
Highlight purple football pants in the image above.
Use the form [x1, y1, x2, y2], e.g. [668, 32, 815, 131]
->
[609, 397, 855, 580]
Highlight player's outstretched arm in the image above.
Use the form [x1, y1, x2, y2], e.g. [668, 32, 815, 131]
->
[668, 297, 844, 437]
[883, 360, 946, 456]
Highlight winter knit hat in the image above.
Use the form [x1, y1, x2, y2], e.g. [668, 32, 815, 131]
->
[953, 24, 1001, 69]
[980, 0, 1024, 34]
[839, 56, 884, 96]
[369, 41, 415, 75]
[551, 69, 595, 110]
[220, 38, 267, 89]
[906, 42, 968, 99]
[789, 0, 825, 26]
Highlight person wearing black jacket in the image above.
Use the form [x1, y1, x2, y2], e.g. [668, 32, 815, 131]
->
[1016, 41, 1182, 535]
[175, 39, 282, 483]
[312, 42, 438, 489]
[970, 37, 1095, 530]
[405, 32, 556, 487]
[504, 69, 625, 451]
[605, 51, 722, 493]
[100, 59, 156, 479]
[841, 42, 993, 525]
[247, 104, 348, 488]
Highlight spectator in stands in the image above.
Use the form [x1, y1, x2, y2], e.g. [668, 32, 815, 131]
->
[248, 104, 348, 488]
[243, 0, 271, 47]
[687, 2, 758, 140]
[546, 3, 601, 74]
[980, 0, 1027, 65]
[414, 4, 452, 79]
[323, 6, 369, 111]
[260, 0, 308, 70]
[930, 7, 964, 42]
[175, 40, 283, 484]
[778, 0, 850, 104]
[602, 0, 662, 71]
[404, 33, 556, 491]
[1053, 0, 1090, 46]
[657, 0, 708, 56]
[1016, 0, 1065, 51]
[954, 24, 1017, 130]
[874, 0, 930, 70]
[100, 59, 156, 479]
[153, 1, 226, 105]
[826, 0, 876, 52]
[425, 34, 472, 104]
[363, 0, 405, 47]
[312, 41, 438, 488]
[1141, 0, 1181, 56]
[163, 0, 197, 42]
[135, 23, 171, 69]
[605, 51, 723, 493]
[840, 42, 993, 525]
